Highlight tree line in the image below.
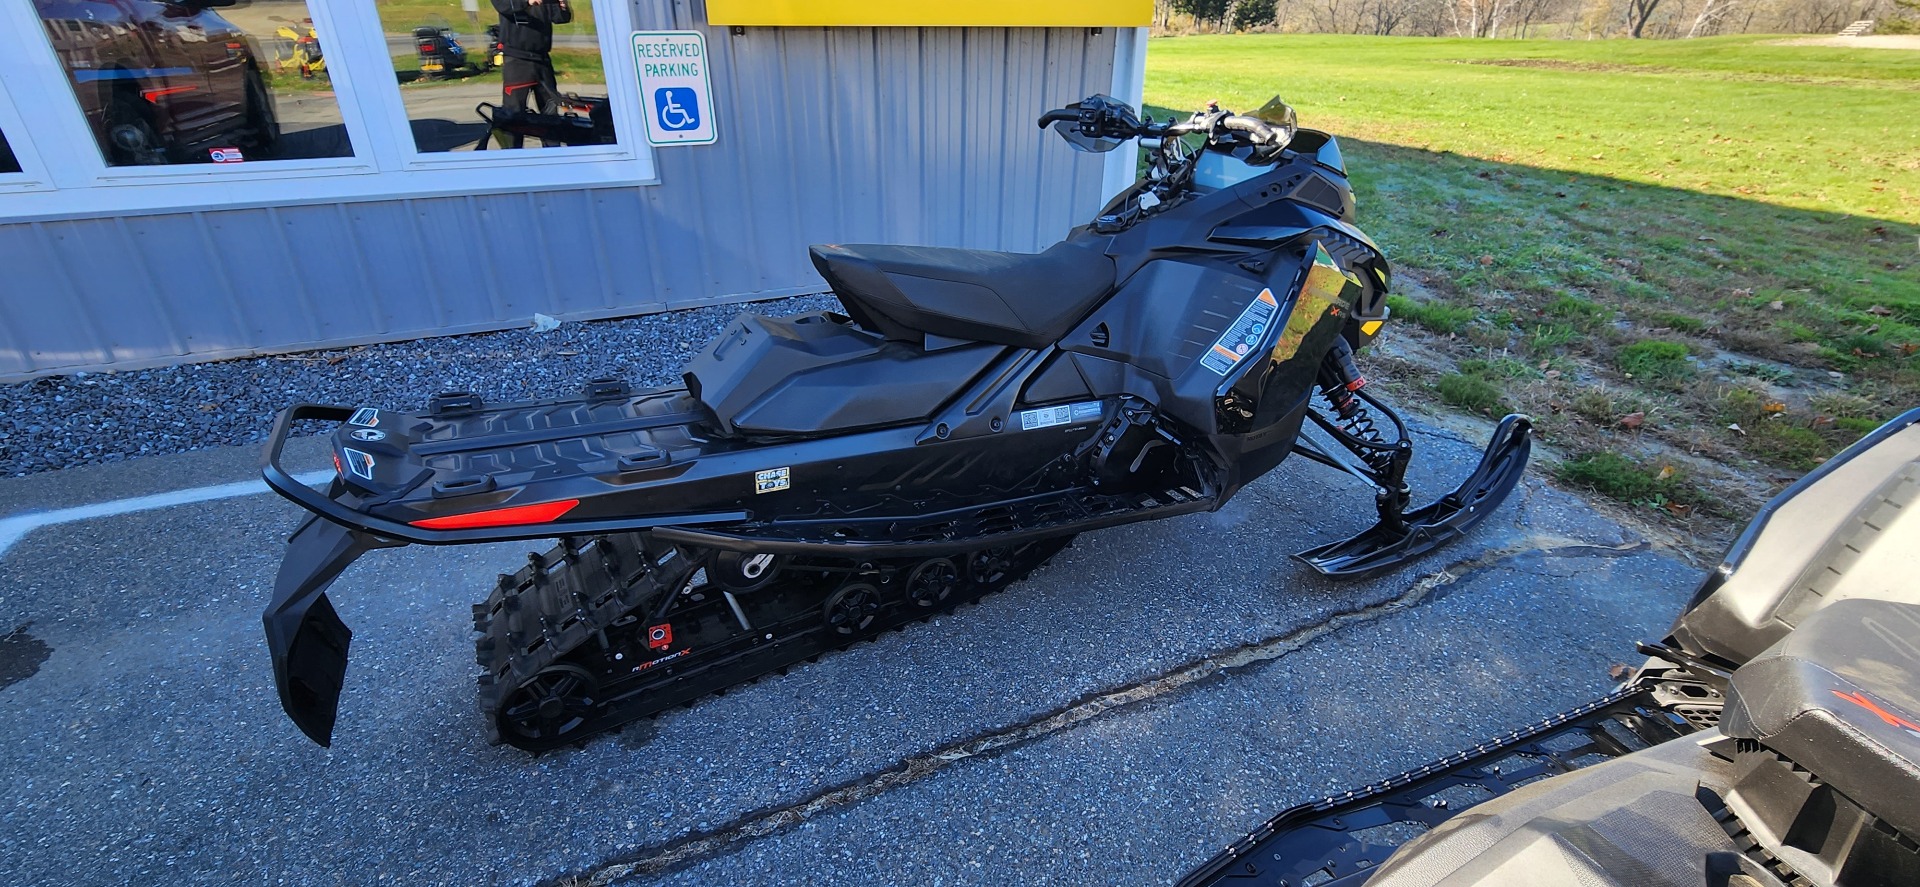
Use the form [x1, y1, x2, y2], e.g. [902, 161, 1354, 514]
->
[1156, 0, 1917, 38]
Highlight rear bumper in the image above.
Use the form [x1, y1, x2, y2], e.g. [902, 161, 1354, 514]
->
[259, 403, 745, 545]
[257, 403, 745, 745]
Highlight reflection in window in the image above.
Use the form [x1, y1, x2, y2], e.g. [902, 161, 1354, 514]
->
[374, 0, 615, 152]
[35, 0, 351, 166]
[0, 128, 19, 173]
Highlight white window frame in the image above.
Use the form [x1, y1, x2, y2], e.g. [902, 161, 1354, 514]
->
[0, 0, 655, 223]
[0, 78, 55, 194]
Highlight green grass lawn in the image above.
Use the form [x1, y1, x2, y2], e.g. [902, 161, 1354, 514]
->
[1145, 34, 1920, 526]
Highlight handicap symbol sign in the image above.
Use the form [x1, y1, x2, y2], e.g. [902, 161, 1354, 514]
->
[634, 31, 715, 146]
[654, 87, 700, 132]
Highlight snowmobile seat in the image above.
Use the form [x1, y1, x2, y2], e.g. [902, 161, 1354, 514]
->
[809, 241, 1115, 350]
[1721, 598, 1920, 841]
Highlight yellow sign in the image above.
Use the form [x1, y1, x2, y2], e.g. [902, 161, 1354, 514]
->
[706, 0, 1153, 27]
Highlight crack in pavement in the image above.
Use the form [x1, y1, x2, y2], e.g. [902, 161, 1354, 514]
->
[544, 535, 1648, 887]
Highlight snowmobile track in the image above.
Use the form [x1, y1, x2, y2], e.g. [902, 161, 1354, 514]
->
[474, 533, 1076, 751]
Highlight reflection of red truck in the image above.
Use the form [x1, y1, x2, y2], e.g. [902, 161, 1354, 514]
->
[37, 0, 278, 165]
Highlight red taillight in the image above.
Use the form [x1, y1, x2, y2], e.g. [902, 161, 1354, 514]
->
[410, 499, 580, 530]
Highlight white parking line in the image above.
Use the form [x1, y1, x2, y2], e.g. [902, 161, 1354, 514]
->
[0, 470, 335, 559]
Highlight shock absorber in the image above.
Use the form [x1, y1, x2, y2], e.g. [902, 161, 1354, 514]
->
[1316, 338, 1392, 471]
[1316, 338, 1413, 531]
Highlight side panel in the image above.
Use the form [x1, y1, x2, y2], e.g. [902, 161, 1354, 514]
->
[1059, 241, 1350, 447]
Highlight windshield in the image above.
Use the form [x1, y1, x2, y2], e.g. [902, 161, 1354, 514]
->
[1253, 96, 1298, 132]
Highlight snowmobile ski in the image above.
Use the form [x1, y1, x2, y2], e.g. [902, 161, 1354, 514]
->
[1294, 411, 1533, 579]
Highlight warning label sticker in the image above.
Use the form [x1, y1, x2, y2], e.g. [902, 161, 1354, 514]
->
[1198, 288, 1280, 376]
[1019, 400, 1103, 431]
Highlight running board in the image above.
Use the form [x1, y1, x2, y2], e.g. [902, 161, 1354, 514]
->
[1295, 414, 1531, 579]
[652, 483, 1218, 557]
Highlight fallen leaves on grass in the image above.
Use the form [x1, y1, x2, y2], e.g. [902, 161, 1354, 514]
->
[1619, 411, 1646, 430]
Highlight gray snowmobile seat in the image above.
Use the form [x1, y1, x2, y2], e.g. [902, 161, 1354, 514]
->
[1721, 598, 1920, 840]
[809, 240, 1115, 350]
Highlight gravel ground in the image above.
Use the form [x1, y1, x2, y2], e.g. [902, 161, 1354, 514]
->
[0, 295, 836, 477]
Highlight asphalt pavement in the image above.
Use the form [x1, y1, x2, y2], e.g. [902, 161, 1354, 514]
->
[0, 417, 1700, 886]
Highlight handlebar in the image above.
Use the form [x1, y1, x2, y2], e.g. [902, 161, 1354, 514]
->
[1037, 105, 1278, 147]
[1220, 114, 1281, 145]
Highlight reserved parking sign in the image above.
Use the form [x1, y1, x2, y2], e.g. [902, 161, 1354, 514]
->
[632, 31, 717, 146]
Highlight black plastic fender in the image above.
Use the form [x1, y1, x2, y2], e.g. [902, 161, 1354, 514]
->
[262, 515, 395, 746]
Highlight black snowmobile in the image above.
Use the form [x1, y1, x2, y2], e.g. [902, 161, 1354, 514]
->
[259, 95, 1532, 751]
[1180, 408, 1920, 887]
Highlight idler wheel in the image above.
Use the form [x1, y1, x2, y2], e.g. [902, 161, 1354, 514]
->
[712, 550, 785, 592]
[497, 664, 600, 745]
[966, 547, 1016, 585]
[905, 558, 961, 608]
[823, 582, 883, 635]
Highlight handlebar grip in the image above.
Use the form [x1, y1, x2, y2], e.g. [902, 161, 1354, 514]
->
[1037, 109, 1078, 129]
[1221, 115, 1278, 143]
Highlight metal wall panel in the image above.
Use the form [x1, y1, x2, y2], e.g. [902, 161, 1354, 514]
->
[0, 3, 1116, 379]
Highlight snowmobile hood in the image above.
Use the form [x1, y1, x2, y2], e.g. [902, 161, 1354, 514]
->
[1665, 407, 1920, 669]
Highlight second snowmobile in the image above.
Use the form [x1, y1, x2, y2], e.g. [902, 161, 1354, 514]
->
[1179, 408, 1920, 887]
[259, 95, 1533, 751]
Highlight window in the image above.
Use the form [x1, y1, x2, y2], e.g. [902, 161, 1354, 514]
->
[0, 0, 652, 221]
[371, 0, 618, 153]
[35, 0, 352, 166]
[0, 128, 18, 174]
